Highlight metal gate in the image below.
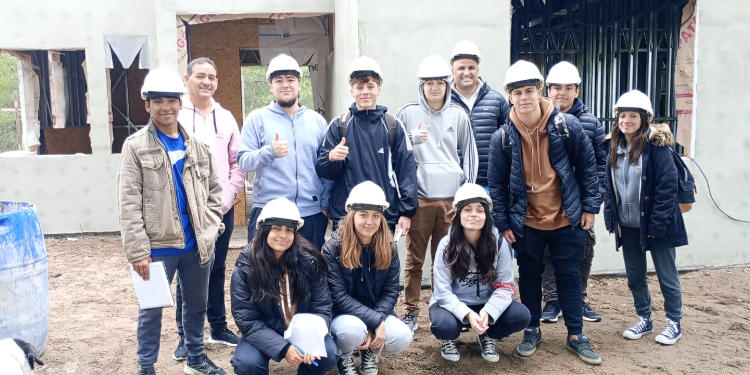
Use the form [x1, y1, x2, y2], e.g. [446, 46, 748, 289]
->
[511, 0, 687, 133]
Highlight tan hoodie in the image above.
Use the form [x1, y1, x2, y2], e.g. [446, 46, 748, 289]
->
[509, 98, 571, 230]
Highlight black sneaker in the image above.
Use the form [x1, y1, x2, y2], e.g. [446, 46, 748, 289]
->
[337, 356, 358, 375]
[359, 348, 378, 375]
[207, 327, 240, 347]
[582, 302, 602, 322]
[184, 353, 227, 375]
[137, 366, 156, 375]
[476, 334, 499, 362]
[401, 312, 418, 332]
[516, 327, 542, 357]
[172, 336, 187, 361]
[540, 301, 562, 323]
[566, 334, 602, 365]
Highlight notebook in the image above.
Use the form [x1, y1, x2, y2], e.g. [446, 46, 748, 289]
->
[130, 261, 174, 309]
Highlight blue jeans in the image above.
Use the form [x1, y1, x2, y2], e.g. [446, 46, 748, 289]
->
[515, 225, 586, 335]
[176, 208, 234, 335]
[137, 251, 213, 366]
[230, 335, 339, 375]
[620, 226, 683, 322]
[248, 207, 328, 249]
[429, 301, 530, 340]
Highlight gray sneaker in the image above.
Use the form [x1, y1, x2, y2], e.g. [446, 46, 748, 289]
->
[516, 327, 542, 357]
[359, 348, 378, 375]
[401, 312, 418, 332]
[476, 334, 499, 362]
[566, 334, 602, 365]
[337, 356, 358, 375]
[172, 336, 187, 361]
[440, 340, 460, 362]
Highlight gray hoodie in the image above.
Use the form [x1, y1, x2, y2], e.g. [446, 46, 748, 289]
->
[396, 79, 478, 199]
[429, 227, 516, 324]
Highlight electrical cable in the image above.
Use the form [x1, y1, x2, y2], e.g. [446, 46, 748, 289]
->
[684, 156, 750, 224]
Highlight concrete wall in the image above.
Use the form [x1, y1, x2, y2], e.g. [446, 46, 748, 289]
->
[352, 0, 511, 114]
[2, 0, 749, 274]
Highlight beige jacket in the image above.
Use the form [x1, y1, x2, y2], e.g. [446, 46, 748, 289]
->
[117, 120, 224, 264]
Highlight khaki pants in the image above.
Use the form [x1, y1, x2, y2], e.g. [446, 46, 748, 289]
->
[403, 198, 453, 313]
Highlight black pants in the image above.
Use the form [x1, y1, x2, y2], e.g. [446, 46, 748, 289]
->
[515, 225, 586, 335]
[429, 301, 530, 340]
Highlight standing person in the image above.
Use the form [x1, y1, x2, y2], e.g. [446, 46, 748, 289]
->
[539, 61, 606, 324]
[117, 67, 226, 375]
[449, 40, 510, 191]
[316, 56, 418, 234]
[322, 181, 413, 375]
[487, 60, 602, 365]
[396, 54, 478, 331]
[172, 57, 244, 359]
[603, 90, 686, 345]
[238, 53, 330, 249]
[229, 198, 339, 375]
[429, 183, 530, 363]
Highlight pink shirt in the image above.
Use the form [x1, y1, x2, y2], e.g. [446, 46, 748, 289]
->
[179, 97, 244, 214]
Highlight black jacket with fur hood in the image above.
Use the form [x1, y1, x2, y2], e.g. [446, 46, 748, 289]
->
[602, 124, 688, 251]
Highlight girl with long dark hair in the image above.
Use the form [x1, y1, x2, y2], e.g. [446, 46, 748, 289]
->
[429, 183, 530, 363]
[603, 90, 687, 345]
[229, 198, 339, 374]
[322, 181, 413, 375]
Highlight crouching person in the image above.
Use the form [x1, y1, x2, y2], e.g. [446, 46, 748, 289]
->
[230, 198, 339, 375]
[429, 183, 530, 363]
[322, 182, 413, 375]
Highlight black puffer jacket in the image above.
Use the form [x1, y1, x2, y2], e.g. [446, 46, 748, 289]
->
[322, 229, 400, 331]
[230, 250, 332, 361]
[487, 107, 601, 237]
[568, 98, 607, 196]
[451, 81, 510, 186]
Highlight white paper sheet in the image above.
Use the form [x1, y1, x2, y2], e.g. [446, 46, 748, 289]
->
[130, 262, 174, 309]
[283, 313, 328, 357]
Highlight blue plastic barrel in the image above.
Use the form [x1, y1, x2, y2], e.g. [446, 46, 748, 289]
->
[0, 201, 49, 354]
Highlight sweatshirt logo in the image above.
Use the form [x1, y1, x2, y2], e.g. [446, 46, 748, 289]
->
[377, 147, 385, 154]
[447, 126, 455, 133]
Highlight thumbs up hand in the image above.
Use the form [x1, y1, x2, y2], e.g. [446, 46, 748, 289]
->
[411, 121, 428, 144]
[272, 131, 289, 158]
[329, 136, 349, 161]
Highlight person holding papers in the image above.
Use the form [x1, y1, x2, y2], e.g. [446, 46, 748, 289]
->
[322, 182, 413, 375]
[117, 67, 226, 375]
[230, 198, 339, 375]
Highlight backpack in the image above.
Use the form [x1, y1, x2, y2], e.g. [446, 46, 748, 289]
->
[670, 149, 697, 213]
[338, 111, 399, 150]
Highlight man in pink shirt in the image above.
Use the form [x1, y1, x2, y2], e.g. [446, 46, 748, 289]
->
[173, 57, 245, 358]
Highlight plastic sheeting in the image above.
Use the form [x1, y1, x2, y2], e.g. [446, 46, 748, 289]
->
[103, 35, 149, 69]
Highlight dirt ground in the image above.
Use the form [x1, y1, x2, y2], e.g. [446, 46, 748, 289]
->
[34, 233, 750, 375]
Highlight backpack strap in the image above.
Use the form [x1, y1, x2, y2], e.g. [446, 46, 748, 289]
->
[340, 111, 398, 150]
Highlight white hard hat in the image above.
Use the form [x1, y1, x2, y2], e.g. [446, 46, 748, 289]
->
[503, 60, 544, 92]
[417, 54, 451, 80]
[349, 56, 383, 80]
[453, 183, 492, 210]
[345, 181, 390, 212]
[546, 61, 582, 85]
[266, 53, 303, 81]
[614, 89, 654, 119]
[256, 197, 304, 230]
[140, 67, 185, 100]
[450, 40, 482, 63]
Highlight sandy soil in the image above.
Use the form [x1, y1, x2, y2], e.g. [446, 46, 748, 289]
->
[34, 234, 750, 375]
